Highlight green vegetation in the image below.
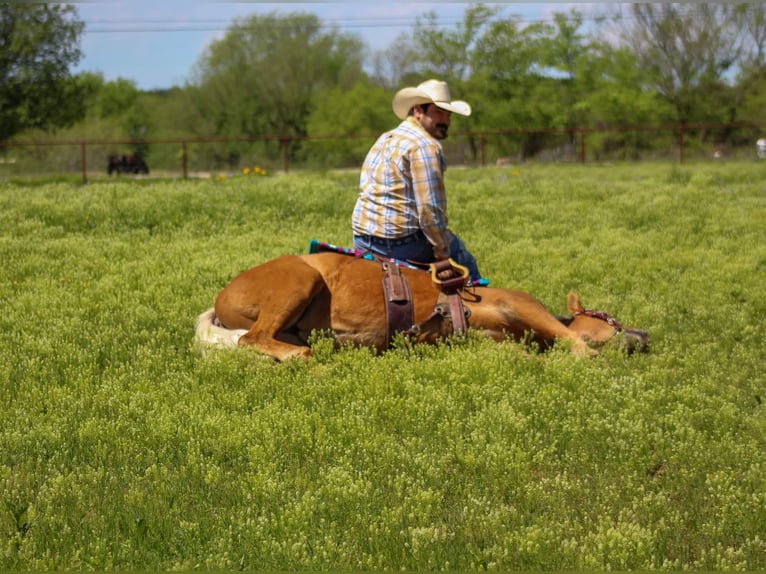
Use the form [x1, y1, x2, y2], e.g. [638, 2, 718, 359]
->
[1, 163, 765, 569]
[4, 5, 766, 173]
[0, 5, 85, 142]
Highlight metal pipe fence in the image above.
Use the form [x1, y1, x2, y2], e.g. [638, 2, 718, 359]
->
[1, 122, 763, 184]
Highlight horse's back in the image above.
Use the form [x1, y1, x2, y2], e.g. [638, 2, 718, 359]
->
[299, 252, 441, 309]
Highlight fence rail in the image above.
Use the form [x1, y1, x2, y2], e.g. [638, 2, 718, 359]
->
[1, 122, 763, 184]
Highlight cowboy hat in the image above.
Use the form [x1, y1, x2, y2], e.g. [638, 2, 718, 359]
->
[392, 79, 471, 120]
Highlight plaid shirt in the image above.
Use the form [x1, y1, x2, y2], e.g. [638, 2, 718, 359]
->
[352, 117, 452, 259]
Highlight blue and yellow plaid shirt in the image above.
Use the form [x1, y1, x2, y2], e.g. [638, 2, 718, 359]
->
[352, 117, 452, 259]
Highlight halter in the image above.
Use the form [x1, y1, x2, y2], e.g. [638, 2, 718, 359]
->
[571, 308, 625, 332]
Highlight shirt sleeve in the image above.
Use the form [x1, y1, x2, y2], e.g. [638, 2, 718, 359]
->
[409, 142, 451, 259]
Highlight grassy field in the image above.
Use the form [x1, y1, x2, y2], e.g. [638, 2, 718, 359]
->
[1, 162, 764, 570]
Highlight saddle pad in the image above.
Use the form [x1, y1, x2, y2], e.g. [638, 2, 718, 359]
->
[309, 239, 426, 271]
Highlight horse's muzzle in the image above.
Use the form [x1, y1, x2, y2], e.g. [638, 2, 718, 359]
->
[621, 328, 651, 353]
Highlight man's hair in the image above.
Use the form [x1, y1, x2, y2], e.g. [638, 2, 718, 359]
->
[408, 103, 431, 117]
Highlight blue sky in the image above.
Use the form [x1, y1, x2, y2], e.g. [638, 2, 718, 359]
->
[72, 2, 583, 90]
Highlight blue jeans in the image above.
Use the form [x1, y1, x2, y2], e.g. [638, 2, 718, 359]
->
[353, 231, 483, 281]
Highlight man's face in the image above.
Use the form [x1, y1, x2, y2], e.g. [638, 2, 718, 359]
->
[414, 104, 452, 140]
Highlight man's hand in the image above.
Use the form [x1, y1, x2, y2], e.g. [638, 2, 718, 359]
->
[434, 247, 450, 260]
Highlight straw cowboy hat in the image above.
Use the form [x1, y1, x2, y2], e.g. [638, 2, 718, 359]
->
[392, 79, 471, 120]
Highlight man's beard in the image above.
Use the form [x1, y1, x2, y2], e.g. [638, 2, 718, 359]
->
[435, 124, 449, 139]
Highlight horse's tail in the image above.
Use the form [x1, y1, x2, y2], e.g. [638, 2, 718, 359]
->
[194, 307, 247, 352]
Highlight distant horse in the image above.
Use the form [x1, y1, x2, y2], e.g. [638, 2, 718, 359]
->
[195, 252, 650, 361]
[107, 154, 149, 175]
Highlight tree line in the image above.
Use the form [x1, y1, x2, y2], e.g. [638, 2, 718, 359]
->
[2, 3, 765, 171]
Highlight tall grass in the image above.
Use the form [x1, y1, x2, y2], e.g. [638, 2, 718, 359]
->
[1, 163, 764, 569]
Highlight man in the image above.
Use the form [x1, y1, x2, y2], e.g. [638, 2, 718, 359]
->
[352, 79, 489, 286]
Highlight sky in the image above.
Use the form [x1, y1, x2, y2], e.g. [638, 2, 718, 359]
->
[71, 2, 585, 91]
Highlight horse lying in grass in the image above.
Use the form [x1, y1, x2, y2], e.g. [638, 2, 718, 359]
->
[195, 252, 650, 361]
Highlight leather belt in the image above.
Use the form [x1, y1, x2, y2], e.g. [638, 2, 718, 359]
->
[357, 231, 424, 247]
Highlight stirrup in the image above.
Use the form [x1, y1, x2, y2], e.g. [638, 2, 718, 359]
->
[429, 258, 469, 293]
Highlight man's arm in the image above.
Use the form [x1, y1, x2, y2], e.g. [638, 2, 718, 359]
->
[410, 143, 451, 259]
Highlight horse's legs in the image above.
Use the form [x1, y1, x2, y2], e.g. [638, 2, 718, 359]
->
[525, 307, 598, 357]
[480, 290, 597, 357]
[220, 257, 326, 360]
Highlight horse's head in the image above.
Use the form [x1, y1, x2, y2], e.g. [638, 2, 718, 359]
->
[563, 291, 650, 353]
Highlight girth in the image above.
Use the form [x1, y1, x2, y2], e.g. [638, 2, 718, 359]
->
[381, 260, 414, 344]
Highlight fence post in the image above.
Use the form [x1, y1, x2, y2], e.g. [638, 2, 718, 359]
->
[281, 137, 289, 173]
[580, 129, 586, 164]
[679, 127, 685, 164]
[81, 142, 87, 184]
[181, 141, 188, 179]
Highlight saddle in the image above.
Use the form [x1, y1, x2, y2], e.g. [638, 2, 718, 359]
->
[306, 240, 471, 346]
[380, 257, 470, 345]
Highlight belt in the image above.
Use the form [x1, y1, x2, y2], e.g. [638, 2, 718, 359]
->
[357, 231, 423, 247]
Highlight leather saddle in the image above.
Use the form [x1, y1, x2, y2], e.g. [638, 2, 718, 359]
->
[380, 258, 470, 345]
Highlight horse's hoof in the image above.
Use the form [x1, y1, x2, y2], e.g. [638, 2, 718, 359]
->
[572, 339, 598, 358]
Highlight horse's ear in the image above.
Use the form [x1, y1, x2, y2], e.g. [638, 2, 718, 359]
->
[567, 291, 584, 313]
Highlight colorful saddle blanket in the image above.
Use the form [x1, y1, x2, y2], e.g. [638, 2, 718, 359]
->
[308, 239, 427, 271]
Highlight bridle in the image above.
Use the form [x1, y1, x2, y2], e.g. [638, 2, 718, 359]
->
[571, 307, 650, 353]
[571, 308, 625, 333]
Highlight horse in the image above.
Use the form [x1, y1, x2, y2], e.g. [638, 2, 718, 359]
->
[195, 252, 650, 361]
[107, 154, 149, 175]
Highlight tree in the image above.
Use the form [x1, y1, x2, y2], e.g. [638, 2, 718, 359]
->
[305, 81, 391, 168]
[581, 43, 672, 159]
[470, 13, 563, 158]
[370, 32, 419, 90]
[733, 4, 766, 126]
[536, 10, 601, 138]
[187, 11, 366, 167]
[409, 4, 499, 83]
[0, 4, 85, 141]
[617, 3, 745, 124]
[739, 3, 766, 68]
[187, 11, 366, 166]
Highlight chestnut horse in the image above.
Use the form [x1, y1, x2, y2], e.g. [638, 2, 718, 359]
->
[196, 252, 649, 361]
